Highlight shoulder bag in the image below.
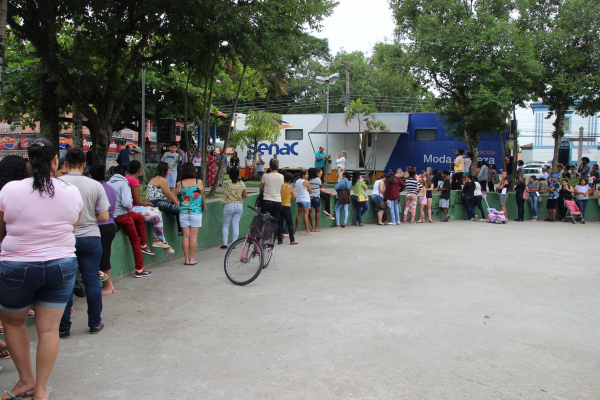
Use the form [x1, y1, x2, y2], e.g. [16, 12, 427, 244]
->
[255, 190, 264, 209]
[523, 187, 529, 200]
[337, 180, 351, 205]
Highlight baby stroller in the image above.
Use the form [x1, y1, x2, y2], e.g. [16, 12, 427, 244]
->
[563, 199, 583, 223]
[481, 193, 507, 224]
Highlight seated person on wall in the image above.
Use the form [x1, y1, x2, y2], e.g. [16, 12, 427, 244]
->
[147, 161, 182, 236]
[126, 160, 174, 254]
[107, 165, 154, 278]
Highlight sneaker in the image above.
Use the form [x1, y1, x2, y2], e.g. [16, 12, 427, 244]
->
[582, 220, 585, 224]
[474, 215, 479, 221]
[163, 247, 175, 254]
[135, 269, 153, 278]
[152, 241, 171, 249]
[140, 245, 154, 255]
[396, 222, 401, 225]
[59, 330, 70, 339]
[331, 224, 341, 228]
[341, 224, 346, 228]
[441, 217, 449, 222]
[386, 222, 395, 225]
[90, 322, 104, 335]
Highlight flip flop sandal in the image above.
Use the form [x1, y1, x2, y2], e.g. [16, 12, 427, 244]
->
[99, 272, 109, 282]
[27, 309, 35, 317]
[0, 346, 10, 360]
[0, 326, 3, 334]
[3, 390, 31, 399]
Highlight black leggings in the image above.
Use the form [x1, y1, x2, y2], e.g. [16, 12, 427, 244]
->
[320, 191, 332, 215]
[99, 223, 116, 271]
[261, 200, 282, 221]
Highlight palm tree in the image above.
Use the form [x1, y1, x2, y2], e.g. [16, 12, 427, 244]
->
[366, 119, 390, 180]
[344, 99, 374, 169]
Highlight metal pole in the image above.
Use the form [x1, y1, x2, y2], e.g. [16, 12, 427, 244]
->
[140, 68, 145, 163]
[325, 82, 330, 185]
[578, 127, 584, 167]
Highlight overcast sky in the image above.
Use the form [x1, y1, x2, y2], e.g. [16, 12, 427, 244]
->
[312, 0, 397, 55]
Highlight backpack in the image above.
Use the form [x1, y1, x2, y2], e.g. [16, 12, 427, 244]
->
[337, 179, 351, 205]
[116, 151, 123, 165]
[492, 172, 500, 184]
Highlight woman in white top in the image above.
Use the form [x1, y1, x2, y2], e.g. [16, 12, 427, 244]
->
[335, 151, 347, 182]
[259, 158, 284, 222]
[294, 170, 313, 235]
[473, 178, 486, 221]
[245, 150, 253, 181]
[371, 174, 386, 225]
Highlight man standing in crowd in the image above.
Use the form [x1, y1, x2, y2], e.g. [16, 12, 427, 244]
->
[118, 145, 134, 167]
[162, 141, 181, 194]
[478, 161, 489, 192]
[578, 157, 591, 182]
[315, 146, 330, 177]
[108, 165, 154, 277]
[256, 152, 265, 180]
[60, 144, 71, 159]
[545, 174, 560, 222]
[451, 150, 464, 190]
[59, 149, 110, 338]
[438, 170, 451, 221]
[538, 167, 549, 181]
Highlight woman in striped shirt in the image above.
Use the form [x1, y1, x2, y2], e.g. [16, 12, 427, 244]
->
[403, 170, 422, 224]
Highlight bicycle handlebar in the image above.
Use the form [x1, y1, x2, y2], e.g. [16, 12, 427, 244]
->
[247, 205, 260, 213]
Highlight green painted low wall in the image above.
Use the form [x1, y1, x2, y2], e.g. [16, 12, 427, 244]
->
[110, 191, 600, 280]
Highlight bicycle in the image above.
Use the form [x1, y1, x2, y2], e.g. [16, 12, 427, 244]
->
[224, 205, 278, 285]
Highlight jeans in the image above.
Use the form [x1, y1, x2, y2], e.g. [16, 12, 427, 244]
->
[115, 212, 147, 271]
[151, 199, 181, 233]
[528, 193, 539, 218]
[577, 199, 588, 219]
[223, 202, 243, 245]
[335, 201, 349, 225]
[351, 195, 369, 225]
[464, 195, 475, 219]
[389, 199, 400, 223]
[0, 257, 77, 313]
[474, 195, 485, 219]
[60, 237, 103, 330]
[516, 196, 525, 220]
[277, 206, 295, 242]
[257, 171, 264, 180]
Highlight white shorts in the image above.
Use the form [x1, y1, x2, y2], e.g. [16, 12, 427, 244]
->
[439, 198, 450, 208]
[167, 172, 177, 189]
[180, 213, 202, 228]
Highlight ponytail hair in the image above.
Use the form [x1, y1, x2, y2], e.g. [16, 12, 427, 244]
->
[28, 137, 58, 197]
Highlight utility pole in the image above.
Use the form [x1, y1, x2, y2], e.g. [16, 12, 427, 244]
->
[342, 63, 350, 110]
[577, 126, 584, 167]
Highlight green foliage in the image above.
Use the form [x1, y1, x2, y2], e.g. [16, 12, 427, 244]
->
[230, 111, 282, 150]
[391, 0, 540, 174]
[517, 0, 600, 171]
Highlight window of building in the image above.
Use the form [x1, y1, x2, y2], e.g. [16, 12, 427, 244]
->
[285, 129, 303, 140]
[562, 117, 571, 133]
[415, 129, 436, 141]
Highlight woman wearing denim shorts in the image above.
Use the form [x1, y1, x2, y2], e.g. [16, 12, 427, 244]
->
[177, 162, 204, 266]
[0, 137, 83, 400]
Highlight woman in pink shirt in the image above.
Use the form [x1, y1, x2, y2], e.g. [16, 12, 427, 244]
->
[0, 137, 83, 400]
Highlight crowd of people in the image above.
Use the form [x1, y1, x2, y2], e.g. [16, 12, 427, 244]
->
[0, 138, 597, 399]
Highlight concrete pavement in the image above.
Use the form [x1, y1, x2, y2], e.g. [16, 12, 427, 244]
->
[1, 221, 599, 399]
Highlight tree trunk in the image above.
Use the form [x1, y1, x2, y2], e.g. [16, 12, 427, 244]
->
[184, 69, 192, 162]
[37, 68, 60, 146]
[252, 138, 258, 181]
[373, 133, 378, 180]
[551, 105, 566, 174]
[88, 122, 110, 165]
[72, 105, 83, 149]
[209, 64, 247, 197]
[201, 53, 217, 186]
[0, 0, 7, 97]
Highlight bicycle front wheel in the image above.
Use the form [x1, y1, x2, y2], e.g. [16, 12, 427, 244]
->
[224, 237, 264, 285]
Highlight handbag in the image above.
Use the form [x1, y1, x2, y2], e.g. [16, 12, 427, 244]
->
[492, 173, 500, 185]
[378, 200, 387, 210]
[523, 187, 529, 200]
[337, 180, 351, 205]
[255, 190, 264, 209]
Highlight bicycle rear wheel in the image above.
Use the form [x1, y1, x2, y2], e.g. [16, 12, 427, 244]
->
[262, 246, 273, 269]
[224, 237, 264, 285]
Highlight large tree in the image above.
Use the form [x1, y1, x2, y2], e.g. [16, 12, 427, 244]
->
[391, 0, 539, 173]
[518, 0, 600, 173]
